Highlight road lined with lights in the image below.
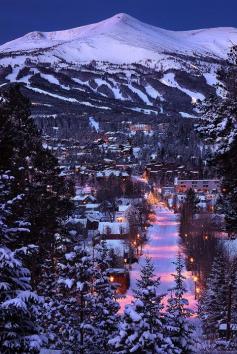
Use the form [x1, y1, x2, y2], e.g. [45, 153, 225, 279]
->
[119, 204, 197, 311]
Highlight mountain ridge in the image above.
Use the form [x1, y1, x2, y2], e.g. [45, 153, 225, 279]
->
[1, 13, 237, 64]
[0, 13, 233, 136]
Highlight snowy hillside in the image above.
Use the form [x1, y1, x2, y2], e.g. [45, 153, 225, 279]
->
[0, 13, 235, 130]
[1, 13, 237, 64]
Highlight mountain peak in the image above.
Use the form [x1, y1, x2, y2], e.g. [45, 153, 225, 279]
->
[108, 13, 134, 22]
[1, 13, 237, 64]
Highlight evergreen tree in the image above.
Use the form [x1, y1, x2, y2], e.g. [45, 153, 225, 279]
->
[180, 188, 199, 238]
[0, 247, 44, 353]
[216, 137, 237, 235]
[199, 248, 227, 336]
[199, 246, 237, 343]
[0, 172, 44, 353]
[44, 244, 95, 353]
[89, 242, 120, 354]
[110, 258, 174, 354]
[196, 45, 237, 235]
[0, 85, 74, 284]
[166, 254, 196, 354]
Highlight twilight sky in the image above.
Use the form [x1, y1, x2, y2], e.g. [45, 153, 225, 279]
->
[1, 0, 237, 45]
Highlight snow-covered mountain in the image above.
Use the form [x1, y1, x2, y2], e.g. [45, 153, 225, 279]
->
[1, 13, 237, 64]
[0, 13, 235, 133]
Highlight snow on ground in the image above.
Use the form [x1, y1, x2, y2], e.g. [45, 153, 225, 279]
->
[27, 86, 78, 102]
[40, 73, 60, 86]
[119, 204, 196, 312]
[145, 84, 164, 101]
[160, 72, 205, 103]
[179, 111, 198, 119]
[203, 72, 218, 86]
[89, 116, 100, 132]
[127, 84, 152, 105]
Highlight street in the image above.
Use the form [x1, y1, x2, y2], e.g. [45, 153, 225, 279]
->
[119, 204, 196, 311]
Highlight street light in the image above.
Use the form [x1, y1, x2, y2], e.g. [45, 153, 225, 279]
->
[193, 275, 198, 299]
[196, 287, 201, 299]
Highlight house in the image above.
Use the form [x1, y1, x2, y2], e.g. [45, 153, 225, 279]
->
[96, 170, 129, 181]
[115, 204, 132, 222]
[129, 123, 153, 133]
[174, 178, 220, 193]
[173, 192, 219, 212]
[161, 186, 175, 197]
[219, 323, 237, 338]
[104, 239, 128, 257]
[107, 268, 130, 294]
[98, 221, 129, 239]
[73, 195, 97, 211]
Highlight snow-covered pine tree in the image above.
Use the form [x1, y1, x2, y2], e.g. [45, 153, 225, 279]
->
[196, 45, 237, 235]
[89, 241, 120, 354]
[0, 172, 44, 353]
[0, 85, 74, 284]
[0, 247, 44, 353]
[110, 257, 174, 354]
[46, 244, 95, 353]
[199, 248, 227, 336]
[179, 188, 199, 240]
[166, 254, 196, 354]
[217, 137, 237, 236]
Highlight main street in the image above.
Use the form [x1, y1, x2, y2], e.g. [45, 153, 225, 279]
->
[119, 203, 196, 311]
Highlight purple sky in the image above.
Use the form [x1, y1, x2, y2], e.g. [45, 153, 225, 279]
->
[1, 0, 237, 44]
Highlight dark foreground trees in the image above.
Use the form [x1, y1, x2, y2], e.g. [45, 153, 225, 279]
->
[166, 254, 196, 354]
[0, 85, 74, 352]
[199, 245, 237, 344]
[197, 45, 237, 236]
[110, 257, 196, 354]
[0, 85, 74, 284]
[0, 173, 45, 352]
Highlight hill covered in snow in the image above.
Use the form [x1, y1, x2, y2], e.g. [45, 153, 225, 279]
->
[0, 13, 235, 135]
[1, 13, 237, 64]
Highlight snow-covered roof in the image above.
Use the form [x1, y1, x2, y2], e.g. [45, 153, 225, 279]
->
[86, 211, 103, 222]
[105, 240, 129, 255]
[85, 203, 100, 209]
[118, 204, 131, 212]
[96, 170, 129, 177]
[66, 217, 87, 227]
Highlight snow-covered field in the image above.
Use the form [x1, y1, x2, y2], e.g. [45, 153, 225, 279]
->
[119, 205, 196, 311]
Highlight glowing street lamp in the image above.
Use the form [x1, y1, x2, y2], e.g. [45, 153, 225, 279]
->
[196, 287, 201, 298]
[109, 276, 114, 282]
